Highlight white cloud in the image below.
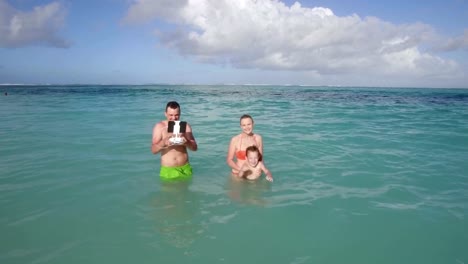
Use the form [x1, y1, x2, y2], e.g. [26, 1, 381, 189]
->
[435, 29, 468, 52]
[124, 0, 463, 80]
[0, 0, 69, 48]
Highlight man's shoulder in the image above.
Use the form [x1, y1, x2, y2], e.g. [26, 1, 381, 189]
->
[153, 121, 167, 130]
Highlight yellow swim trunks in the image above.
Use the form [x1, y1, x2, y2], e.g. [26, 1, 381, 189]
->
[160, 163, 193, 180]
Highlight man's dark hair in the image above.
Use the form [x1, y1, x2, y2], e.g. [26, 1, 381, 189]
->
[166, 101, 180, 112]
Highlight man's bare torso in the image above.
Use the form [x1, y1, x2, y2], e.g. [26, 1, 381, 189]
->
[157, 121, 189, 167]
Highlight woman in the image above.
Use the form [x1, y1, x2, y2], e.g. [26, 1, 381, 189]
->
[226, 114, 264, 175]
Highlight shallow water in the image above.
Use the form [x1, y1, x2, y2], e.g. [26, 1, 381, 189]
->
[1, 85, 467, 264]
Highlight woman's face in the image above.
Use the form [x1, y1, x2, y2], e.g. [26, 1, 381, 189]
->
[240, 117, 254, 134]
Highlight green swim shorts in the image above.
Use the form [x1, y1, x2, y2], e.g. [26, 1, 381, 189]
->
[160, 163, 193, 180]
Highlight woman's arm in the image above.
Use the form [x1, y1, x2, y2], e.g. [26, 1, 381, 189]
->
[256, 134, 264, 154]
[226, 136, 240, 171]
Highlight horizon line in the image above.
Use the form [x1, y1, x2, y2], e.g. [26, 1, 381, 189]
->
[0, 83, 466, 89]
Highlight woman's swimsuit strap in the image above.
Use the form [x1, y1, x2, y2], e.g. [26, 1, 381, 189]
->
[236, 135, 257, 160]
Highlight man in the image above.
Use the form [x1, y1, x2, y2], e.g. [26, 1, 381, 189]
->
[152, 101, 198, 180]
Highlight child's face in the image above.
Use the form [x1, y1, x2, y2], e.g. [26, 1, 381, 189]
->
[247, 151, 259, 166]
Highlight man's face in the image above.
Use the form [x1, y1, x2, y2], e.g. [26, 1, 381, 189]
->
[165, 107, 180, 121]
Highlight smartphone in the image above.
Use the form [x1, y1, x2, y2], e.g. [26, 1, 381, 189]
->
[167, 121, 187, 133]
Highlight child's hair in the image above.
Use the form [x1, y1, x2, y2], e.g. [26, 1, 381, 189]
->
[246, 145, 262, 161]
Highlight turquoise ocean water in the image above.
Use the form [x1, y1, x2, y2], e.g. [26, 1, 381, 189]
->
[1, 85, 467, 264]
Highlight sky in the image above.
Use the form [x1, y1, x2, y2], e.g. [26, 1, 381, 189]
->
[0, 0, 467, 88]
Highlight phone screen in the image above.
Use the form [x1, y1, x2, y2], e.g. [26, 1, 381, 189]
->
[167, 121, 187, 133]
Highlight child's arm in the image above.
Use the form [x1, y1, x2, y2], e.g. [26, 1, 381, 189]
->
[260, 162, 273, 182]
[237, 164, 247, 178]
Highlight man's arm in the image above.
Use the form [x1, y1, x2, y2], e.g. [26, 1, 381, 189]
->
[151, 123, 166, 154]
[184, 123, 198, 151]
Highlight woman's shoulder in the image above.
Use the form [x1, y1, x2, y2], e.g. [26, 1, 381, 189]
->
[230, 134, 241, 143]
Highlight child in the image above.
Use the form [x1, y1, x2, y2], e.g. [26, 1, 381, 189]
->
[237, 145, 273, 182]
